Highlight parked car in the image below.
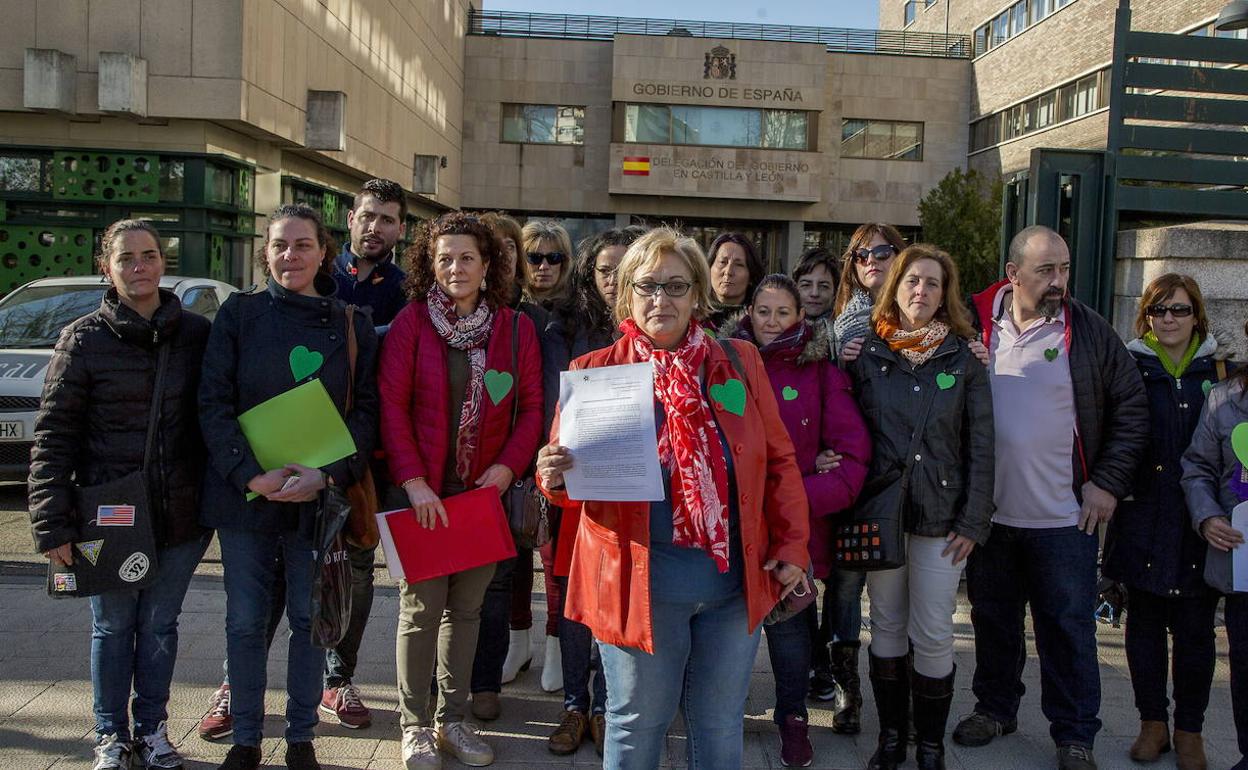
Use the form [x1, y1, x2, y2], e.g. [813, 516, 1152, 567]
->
[0, 275, 236, 483]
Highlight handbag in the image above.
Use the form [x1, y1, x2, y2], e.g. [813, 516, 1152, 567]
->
[47, 342, 170, 598]
[832, 369, 940, 572]
[764, 563, 819, 625]
[342, 305, 380, 549]
[501, 311, 553, 549]
[310, 485, 353, 648]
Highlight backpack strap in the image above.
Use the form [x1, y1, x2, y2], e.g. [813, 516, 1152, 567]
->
[509, 310, 520, 429]
[1216, 358, 1227, 382]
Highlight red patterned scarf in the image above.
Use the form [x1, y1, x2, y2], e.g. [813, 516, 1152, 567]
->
[427, 284, 494, 482]
[620, 319, 731, 572]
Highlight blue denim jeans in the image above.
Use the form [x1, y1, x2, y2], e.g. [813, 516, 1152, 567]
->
[598, 594, 761, 770]
[219, 526, 319, 746]
[966, 523, 1101, 747]
[763, 603, 814, 723]
[90, 533, 209, 741]
[555, 576, 607, 714]
[812, 567, 865, 672]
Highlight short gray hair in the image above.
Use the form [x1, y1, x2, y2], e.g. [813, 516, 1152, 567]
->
[1008, 225, 1065, 267]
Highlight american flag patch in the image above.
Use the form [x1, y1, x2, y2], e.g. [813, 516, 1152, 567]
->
[97, 505, 136, 527]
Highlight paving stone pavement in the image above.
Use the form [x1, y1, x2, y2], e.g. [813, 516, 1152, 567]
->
[0, 560, 1240, 769]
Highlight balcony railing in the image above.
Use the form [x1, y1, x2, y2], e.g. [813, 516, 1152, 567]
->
[468, 9, 972, 59]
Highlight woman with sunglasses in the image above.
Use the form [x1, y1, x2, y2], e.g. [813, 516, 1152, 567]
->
[1104, 274, 1231, 770]
[520, 220, 574, 310]
[535, 227, 809, 770]
[831, 223, 907, 363]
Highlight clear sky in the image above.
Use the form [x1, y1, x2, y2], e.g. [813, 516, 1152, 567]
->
[480, 1, 880, 30]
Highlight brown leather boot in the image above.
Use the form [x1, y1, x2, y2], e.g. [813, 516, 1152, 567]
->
[1129, 720, 1171, 762]
[1173, 729, 1207, 770]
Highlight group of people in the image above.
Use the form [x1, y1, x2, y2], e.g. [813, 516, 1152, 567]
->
[25, 177, 1248, 770]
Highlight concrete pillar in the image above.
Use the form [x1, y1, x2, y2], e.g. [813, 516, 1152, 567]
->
[780, 220, 805, 275]
[98, 52, 148, 118]
[1114, 222, 1248, 360]
[23, 49, 77, 114]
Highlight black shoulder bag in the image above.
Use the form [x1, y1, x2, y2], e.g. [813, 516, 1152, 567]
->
[48, 341, 170, 597]
[503, 312, 553, 549]
[833, 368, 940, 572]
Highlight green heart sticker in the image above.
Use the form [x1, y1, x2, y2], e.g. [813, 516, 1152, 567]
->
[289, 345, 324, 381]
[710, 379, 747, 416]
[484, 369, 514, 405]
[782, 386, 799, 401]
[1044, 348, 1060, 362]
[1202, 379, 1213, 396]
[1232, 422, 1248, 467]
[936, 372, 956, 391]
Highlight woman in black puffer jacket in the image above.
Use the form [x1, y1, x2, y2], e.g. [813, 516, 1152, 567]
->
[28, 219, 212, 770]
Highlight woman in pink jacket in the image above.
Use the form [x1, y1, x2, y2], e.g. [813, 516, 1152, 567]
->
[730, 274, 871, 767]
[379, 212, 543, 769]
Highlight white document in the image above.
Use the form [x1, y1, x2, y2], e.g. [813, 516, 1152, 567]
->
[1233, 501, 1248, 592]
[558, 361, 664, 502]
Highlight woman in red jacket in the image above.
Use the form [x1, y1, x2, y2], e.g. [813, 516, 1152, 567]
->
[535, 226, 810, 770]
[379, 212, 543, 769]
[730, 273, 871, 767]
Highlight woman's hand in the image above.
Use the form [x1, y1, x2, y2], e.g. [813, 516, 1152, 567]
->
[942, 532, 976, 565]
[536, 443, 573, 490]
[265, 463, 327, 503]
[405, 478, 448, 530]
[968, 339, 990, 366]
[1201, 516, 1245, 552]
[43, 542, 73, 566]
[815, 450, 843, 474]
[247, 468, 293, 498]
[764, 559, 809, 601]
[476, 464, 515, 495]
[838, 336, 865, 365]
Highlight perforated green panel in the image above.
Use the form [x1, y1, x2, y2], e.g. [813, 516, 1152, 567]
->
[322, 194, 339, 229]
[51, 151, 159, 202]
[0, 225, 95, 292]
[209, 234, 227, 282]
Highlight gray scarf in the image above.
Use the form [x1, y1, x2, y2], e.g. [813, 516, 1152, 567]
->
[832, 287, 873, 356]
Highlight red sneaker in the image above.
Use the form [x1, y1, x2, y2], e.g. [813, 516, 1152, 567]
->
[319, 683, 372, 729]
[197, 684, 233, 740]
[779, 713, 813, 768]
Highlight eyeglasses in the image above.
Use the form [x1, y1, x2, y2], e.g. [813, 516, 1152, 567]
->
[851, 244, 899, 265]
[526, 251, 565, 266]
[632, 280, 693, 298]
[1145, 303, 1194, 319]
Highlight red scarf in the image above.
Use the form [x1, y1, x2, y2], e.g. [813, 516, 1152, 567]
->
[427, 284, 494, 482]
[620, 319, 731, 572]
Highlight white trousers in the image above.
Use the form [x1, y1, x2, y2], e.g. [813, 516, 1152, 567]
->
[866, 534, 965, 678]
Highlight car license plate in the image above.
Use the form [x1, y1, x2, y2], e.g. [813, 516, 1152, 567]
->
[0, 420, 25, 440]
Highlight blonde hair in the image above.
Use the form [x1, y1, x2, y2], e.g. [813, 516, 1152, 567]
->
[612, 226, 714, 325]
[520, 219, 574, 301]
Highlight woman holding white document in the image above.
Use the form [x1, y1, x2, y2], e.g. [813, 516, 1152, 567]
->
[535, 226, 810, 770]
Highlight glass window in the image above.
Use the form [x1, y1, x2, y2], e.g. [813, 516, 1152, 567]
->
[974, 25, 989, 55]
[624, 104, 671, 143]
[159, 159, 184, 202]
[1036, 91, 1057, 128]
[1029, 0, 1050, 23]
[892, 123, 923, 160]
[671, 105, 761, 147]
[1011, 1, 1028, 34]
[182, 285, 221, 320]
[841, 119, 923, 161]
[841, 119, 867, 157]
[206, 163, 236, 205]
[992, 13, 1010, 46]
[763, 111, 809, 150]
[904, 1, 916, 26]
[1074, 74, 1099, 116]
[0, 284, 105, 347]
[625, 105, 808, 150]
[501, 104, 585, 145]
[0, 155, 47, 192]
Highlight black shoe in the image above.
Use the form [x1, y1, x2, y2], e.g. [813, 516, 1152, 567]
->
[952, 711, 1018, 747]
[218, 744, 261, 770]
[830, 642, 862, 734]
[866, 653, 909, 770]
[285, 741, 322, 770]
[1056, 744, 1097, 770]
[912, 667, 955, 770]
[809, 666, 838, 701]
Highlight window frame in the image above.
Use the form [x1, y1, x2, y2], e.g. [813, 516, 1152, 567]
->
[500, 103, 586, 146]
[622, 103, 812, 152]
[840, 118, 925, 162]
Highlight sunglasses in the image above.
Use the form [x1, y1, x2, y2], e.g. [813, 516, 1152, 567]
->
[526, 251, 565, 266]
[1145, 303, 1194, 319]
[851, 244, 899, 265]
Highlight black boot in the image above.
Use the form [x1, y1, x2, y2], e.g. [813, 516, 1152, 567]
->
[912, 666, 956, 770]
[830, 641, 862, 734]
[867, 653, 909, 770]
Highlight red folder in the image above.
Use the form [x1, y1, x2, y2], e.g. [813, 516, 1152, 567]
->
[375, 486, 516, 583]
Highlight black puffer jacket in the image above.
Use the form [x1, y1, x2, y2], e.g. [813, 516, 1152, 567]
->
[848, 331, 996, 544]
[199, 275, 378, 534]
[28, 289, 211, 552]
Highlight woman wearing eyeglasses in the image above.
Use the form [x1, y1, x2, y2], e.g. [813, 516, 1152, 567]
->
[520, 220, 574, 310]
[535, 227, 810, 770]
[1104, 274, 1231, 770]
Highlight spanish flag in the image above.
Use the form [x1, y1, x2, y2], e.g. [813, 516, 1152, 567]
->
[622, 156, 651, 176]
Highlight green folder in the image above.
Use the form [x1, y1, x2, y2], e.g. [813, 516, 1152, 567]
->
[238, 379, 357, 499]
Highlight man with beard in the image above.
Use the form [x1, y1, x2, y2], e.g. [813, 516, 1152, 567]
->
[956, 226, 1147, 770]
[332, 178, 408, 331]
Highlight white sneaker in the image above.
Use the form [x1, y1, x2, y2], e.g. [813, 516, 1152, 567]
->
[500, 628, 532, 684]
[402, 726, 442, 769]
[437, 721, 494, 767]
[92, 733, 131, 770]
[135, 721, 184, 768]
[541, 635, 563, 693]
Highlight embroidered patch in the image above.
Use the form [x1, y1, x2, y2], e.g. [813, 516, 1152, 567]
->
[75, 539, 104, 566]
[53, 572, 77, 592]
[118, 552, 150, 583]
[96, 505, 135, 527]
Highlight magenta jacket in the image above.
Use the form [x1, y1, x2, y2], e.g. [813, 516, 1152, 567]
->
[379, 301, 544, 496]
[731, 316, 871, 578]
